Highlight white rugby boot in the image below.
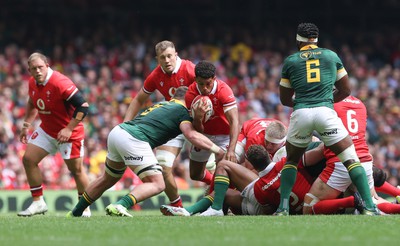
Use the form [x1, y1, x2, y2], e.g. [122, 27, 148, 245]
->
[82, 206, 91, 217]
[160, 205, 191, 216]
[105, 204, 133, 217]
[17, 197, 48, 217]
[199, 206, 224, 216]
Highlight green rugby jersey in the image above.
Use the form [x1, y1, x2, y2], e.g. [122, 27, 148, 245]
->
[280, 45, 347, 110]
[119, 99, 192, 149]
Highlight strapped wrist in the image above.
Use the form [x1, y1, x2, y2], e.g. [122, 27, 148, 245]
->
[210, 144, 221, 154]
[22, 121, 31, 129]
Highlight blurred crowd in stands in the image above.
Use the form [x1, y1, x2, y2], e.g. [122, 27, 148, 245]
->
[1, 13, 400, 191]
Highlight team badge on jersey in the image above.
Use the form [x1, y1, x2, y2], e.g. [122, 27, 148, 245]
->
[300, 51, 312, 59]
[31, 132, 39, 140]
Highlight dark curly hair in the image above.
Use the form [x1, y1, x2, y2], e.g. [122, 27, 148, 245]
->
[297, 23, 319, 39]
[195, 60, 216, 79]
[246, 145, 271, 171]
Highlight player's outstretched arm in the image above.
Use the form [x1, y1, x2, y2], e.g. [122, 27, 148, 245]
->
[180, 122, 225, 161]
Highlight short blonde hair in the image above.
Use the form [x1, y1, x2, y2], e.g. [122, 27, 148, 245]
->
[28, 52, 48, 66]
[155, 40, 175, 55]
[265, 121, 287, 140]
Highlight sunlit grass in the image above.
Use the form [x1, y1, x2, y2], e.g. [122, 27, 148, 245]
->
[1, 211, 399, 246]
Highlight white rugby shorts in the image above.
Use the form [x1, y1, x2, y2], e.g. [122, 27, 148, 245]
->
[107, 126, 158, 166]
[28, 127, 84, 159]
[319, 161, 374, 192]
[161, 133, 186, 148]
[287, 107, 348, 148]
[189, 134, 229, 162]
[241, 179, 264, 215]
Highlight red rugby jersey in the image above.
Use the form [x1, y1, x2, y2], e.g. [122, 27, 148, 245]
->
[186, 79, 236, 135]
[143, 58, 195, 101]
[254, 158, 314, 214]
[238, 118, 285, 153]
[324, 95, 372, 164]
[28, 70, 84, 140]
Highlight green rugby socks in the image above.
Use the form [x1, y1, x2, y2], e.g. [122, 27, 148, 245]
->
[211, 175, 230, 210]
[278, 163, 298, 210]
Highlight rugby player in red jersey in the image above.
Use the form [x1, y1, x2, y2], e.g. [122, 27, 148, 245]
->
[160, 144, 322, 216]
[237, 118, 287, 165]
[205, 118, 287, 195]
[18, 52, 91, 217]
[185, 61, 239, 186]
[304, 96, 400, 215]
[124, 40, 196, 207]
[67, 87, 226, 218]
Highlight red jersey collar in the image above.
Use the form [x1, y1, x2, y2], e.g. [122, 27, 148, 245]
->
[36, 67, 53, 86]
[160, 56, 182, 74]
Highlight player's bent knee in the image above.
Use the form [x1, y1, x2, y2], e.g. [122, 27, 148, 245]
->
[141, 168, 165, 193]
[105, 161, 127, 178]
[156, 150, 177, 168]
[303, 193, 320, 214]
[22, 155, 38, 167]
[217, 160, 229, 168]
[134, 164, 163, 179]
[147, 176, 165, 193]
[156, 180, 166, 193]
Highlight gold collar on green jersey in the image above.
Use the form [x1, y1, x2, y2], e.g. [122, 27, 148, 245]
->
[300, 45, 318, 51]
[170, 99, 187, 109]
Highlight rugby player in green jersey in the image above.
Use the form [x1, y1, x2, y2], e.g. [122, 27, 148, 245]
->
[275, 23, 379, 216]
[66, 87, 225, 217]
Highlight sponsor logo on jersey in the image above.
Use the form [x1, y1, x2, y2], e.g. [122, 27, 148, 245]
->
[319, 128, 338, 136]
[342, 98, 360, 104]
[38, 110, 51, 114]
[31, 132, 39, 140]
[169, 87, 177, 98]
[36, 99, 46, 110]
[124, 155, 144, 162]
[300, 50, 322, 59]
[294, 133, 312, 140]
[160, 81, 164, 87]
[261, 172, 281, 191]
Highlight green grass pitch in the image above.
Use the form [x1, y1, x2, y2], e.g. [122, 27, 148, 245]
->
[1, 211, 399, 246]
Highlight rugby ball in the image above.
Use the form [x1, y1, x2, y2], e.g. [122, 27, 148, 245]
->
[190, 95, 213, 122]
